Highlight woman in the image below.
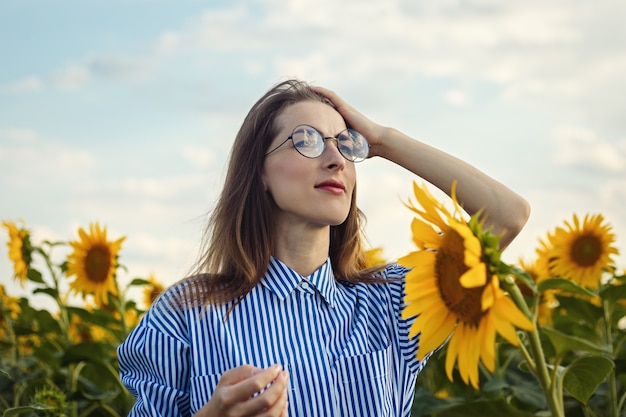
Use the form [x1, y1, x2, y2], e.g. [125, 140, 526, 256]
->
[117, 79, 530, 416]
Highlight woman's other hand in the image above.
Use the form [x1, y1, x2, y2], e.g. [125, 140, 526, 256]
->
[194, 364, 289, 417]
[310, 85, 387, 157]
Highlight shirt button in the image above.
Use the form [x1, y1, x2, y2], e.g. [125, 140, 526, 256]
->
[300, 282, 309, 290]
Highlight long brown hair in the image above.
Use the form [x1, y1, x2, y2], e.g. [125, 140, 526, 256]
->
[184, 79, 385, 306]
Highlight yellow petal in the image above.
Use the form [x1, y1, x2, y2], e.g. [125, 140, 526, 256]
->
[417, 312, 456, 356]
[465, 325, 481, 389]
[449, 220, 482, 265]
[410, 218, 442, 249]
[404, 276, 438, 298]
[399, 250, 435, 269]
[459, 263, 487, 288]
[478, 315, 496, 372]
[494, 295, 535, 332]
[480, 276, 497, 310]
[445, 329, 459, 381]
[409, 181, 450, 229]
[455, 325, 471, 386]
[492, 308, 521, 345]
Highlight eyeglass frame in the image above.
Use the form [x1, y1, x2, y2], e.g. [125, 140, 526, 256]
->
[264, 124, 370, 163]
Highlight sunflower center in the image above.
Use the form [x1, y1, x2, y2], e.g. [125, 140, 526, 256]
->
[436, 227, 486, 327]
[570, 234, 602, 267]
[84, 245, 112, 283]
[148, 288, 161, 304]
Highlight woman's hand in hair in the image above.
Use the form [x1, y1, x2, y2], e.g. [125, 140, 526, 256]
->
[193, 364, 289, 417]
[310, 85, 387, 158]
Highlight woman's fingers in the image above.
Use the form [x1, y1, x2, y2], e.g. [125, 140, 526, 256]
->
[310, 85, 352, 114]
[217, 364, 261, 385]
[311, 84, 385, 155]
[201, 364, 287, 417]
[223, 365, 283, 405]
[237, 369, 289, 416]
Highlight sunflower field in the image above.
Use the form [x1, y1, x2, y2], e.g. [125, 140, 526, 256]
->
[400, 181, 624, 417]
[1, 181, 625, 417]
[1, 221, 163, 416]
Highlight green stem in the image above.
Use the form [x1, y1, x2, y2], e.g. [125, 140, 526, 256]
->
[505, 278, 564, 417]
[99, 401, 121, 417]
[77, 402, 99, 417]
[36, 247, 71, 344]
[114, 275, 128, 341]
[516, 335, 537, 374]
[603, 299, 618, 417]
[616, 391, 626, 415]
[0, 302, 18, 366]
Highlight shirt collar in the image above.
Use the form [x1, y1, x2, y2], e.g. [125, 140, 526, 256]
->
[261, 256, 337, 308]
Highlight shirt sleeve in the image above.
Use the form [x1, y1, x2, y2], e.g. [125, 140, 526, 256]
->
[383, 263, 429, 375]
[117, 287, 192, 417]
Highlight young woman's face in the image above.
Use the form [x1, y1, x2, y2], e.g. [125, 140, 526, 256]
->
[262, 100, 357, 230]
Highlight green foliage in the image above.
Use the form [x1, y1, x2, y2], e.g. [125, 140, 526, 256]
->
[0, 223, 161, 417]
[412, 266, 626, 417]
[3, 215, 625, 417]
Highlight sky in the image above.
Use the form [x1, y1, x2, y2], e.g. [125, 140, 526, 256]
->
[1, 0, 625, 304]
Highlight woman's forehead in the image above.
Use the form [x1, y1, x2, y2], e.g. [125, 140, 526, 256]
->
[276, 101, 346, 136]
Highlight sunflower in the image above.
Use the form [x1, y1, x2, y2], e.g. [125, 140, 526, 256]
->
[399, 181, 534, 388]
[66, 223, 125, 306]
[518, 253, 556, 326]
[364, 247, 386, 268]
[0, 284, 21, 321]
[68, 312, 112, 343]
[0, 284, 22, 342]
[2, 220, 32, 285]
[543, 213, 618, 289]
[143, 274, 165, 308]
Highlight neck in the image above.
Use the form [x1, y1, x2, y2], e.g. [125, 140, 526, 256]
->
[272, 223, 330, 276]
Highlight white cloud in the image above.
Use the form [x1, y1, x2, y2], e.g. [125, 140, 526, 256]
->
[154, 6, 254, 55]
[2, 75, 44, 92]
[98, 174, 208, 200]
[6, 0, 624, 135]
[443, 90, 470, 107]
[552, 126, 625, 173]
[0, 128, 40, 142]
[181, 145, 216, 170]
[87, 55, 156, 83]
[0, 140, 97, 187]
[4, 0, 626, 290]
[50, 65, 91, 90]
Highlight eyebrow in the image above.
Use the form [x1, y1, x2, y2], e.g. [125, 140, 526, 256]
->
[293, 124, 348, 138]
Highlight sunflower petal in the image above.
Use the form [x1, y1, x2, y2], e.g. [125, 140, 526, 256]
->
[478, 315, 496, 372]
[445, 329, 460, 381]
[417, 312, 456, 356]
[459, 263, 487, 288]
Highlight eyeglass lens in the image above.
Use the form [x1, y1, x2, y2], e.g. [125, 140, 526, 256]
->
[292, 126, 369, 162]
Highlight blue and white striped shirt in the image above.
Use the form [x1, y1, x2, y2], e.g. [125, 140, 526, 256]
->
[118, 257, 426, 416]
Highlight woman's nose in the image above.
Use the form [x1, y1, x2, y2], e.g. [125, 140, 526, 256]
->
[322, 138, 346, 169]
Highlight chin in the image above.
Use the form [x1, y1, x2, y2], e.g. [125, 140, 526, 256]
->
[328, 214, 350, 227]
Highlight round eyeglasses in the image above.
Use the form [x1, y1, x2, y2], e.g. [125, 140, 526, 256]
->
[265, 125, 370, 163]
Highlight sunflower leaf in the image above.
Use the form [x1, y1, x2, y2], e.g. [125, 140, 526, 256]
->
[599, 283, 626, 304]
[430, 398, 535, 417]
[537, 278, 595, 297]
[26, 268, 44, 284]
[562, 355, 614, 405]
[66, 306, 117, 328]
[127, 278, 152, 287]
[2, 404, 54, 416]
[504, 265, 537, 294]
[553, 295, 603, 328]
[32, 287, 59, 299]
[541, 326, 610, 356]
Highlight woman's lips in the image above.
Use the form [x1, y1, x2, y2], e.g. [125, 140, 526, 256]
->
[315, 180, 346, 194]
